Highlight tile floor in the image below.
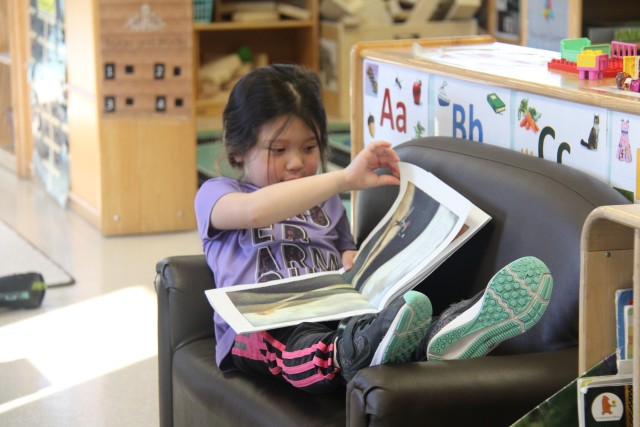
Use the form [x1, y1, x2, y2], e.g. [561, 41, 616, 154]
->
[0, 165, 203, 426]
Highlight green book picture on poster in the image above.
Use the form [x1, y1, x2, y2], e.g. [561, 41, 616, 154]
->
[487, 93, 506, 114]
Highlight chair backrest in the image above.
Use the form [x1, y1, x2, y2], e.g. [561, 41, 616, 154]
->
[354, 136, 629, 354]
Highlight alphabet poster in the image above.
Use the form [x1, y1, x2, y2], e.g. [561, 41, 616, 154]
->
[432, 76, 510, 149]
[361, 62, 429, 147]
[359, 56, 640, 202]
[512, 92, 609, 182]
[609, 112, 640, 202]
[361, 60, 509, 149]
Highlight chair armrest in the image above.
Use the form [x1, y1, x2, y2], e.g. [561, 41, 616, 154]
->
[155, 255, 215, 427]
[155, 255, 215, 350]
[346, 347, 578, 427]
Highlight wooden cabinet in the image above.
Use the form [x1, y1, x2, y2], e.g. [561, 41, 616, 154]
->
[579, 205, 640, 426]
[0, 0, 31, 177]
[66, 0, 197, 235]
[0, 21, 11, 165]
[193, 0, 319, 119]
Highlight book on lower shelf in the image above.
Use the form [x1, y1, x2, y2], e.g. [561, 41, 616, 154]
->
[572, 288, 636, 426]
[616, 288, 634, 375]
[577, 374, 633, 427]
[205, 162, 491, 333]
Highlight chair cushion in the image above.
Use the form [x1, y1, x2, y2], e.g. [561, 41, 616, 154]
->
[172, 338, 346, 427]
[354, 137, 629, 355]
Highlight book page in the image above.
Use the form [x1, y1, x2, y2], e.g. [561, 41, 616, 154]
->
[390, 203, 491, 301]
[205, 162, 490, 333]
[344, 163, 478, 308]
[206, 271, 376, 333]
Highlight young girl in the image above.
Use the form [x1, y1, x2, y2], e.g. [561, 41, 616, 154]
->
[196, 64, 554, 393]
[195, 64, 433, 392]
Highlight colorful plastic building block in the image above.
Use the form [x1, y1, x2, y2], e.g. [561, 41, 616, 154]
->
[561, 38, 590, 63]
[585, 43, 611, 57]
[577, 50, 609, 80]
[623, 56, 640, 79]
[548, 58, 577, 73]
[611, 41, 637, 59]
[550, 39, 630, 79]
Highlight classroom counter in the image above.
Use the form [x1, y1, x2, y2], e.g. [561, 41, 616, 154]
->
[351, 35, 640, 202]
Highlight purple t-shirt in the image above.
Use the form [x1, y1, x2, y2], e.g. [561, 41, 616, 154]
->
[194, 176, 357, 370]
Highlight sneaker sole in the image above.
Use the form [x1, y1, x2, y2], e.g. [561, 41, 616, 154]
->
[426, 256, 553, 361]
[371, 291, 433, 366]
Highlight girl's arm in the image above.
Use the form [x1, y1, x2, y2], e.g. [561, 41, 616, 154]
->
[211, 140, 400, 230]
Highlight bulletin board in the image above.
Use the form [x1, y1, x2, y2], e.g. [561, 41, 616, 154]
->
[525, 0, 571, 51]
[30, 0, 69, 205]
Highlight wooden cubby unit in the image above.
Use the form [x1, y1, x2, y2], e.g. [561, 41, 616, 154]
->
[194, 0, 319, 118]
[66, 0, 197, 236]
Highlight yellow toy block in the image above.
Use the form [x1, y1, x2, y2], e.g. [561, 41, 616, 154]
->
[623, 56, 639, 79]
[577, 50, 603, 68]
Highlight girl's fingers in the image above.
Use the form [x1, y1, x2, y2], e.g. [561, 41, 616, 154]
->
[371, 143, 400, 176]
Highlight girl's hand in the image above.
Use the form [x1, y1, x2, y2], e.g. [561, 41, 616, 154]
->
[341, 250, 357, 271]
[344, 141, 400, 190]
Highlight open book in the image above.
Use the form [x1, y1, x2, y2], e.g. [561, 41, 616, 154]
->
[205, 162, 491, 333]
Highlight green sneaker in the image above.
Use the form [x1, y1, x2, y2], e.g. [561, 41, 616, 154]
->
[337, 291, 432, 382]
[426, 256, 553, 361]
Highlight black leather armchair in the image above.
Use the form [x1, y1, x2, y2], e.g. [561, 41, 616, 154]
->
[155, 136, 629, 426]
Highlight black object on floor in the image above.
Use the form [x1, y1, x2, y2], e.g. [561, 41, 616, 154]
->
[0, 272, 46, 309]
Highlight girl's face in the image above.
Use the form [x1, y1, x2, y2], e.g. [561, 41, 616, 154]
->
[235, 116, 320, 188]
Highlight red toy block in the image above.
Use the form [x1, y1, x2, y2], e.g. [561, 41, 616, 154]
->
[547, 58, 577, 73]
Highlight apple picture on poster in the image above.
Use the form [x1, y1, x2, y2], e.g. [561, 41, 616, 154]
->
[413, 80, 422, 105]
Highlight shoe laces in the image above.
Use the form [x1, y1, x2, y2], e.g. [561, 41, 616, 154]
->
[428, 291, 483, 342]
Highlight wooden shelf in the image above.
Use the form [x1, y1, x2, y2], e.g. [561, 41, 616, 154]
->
[193, 0, 319, 124]
[194, 19, 314, 31]
[579, 204, 640, 427]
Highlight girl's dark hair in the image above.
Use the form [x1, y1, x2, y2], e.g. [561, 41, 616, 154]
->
[222, 64, 330, 172]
